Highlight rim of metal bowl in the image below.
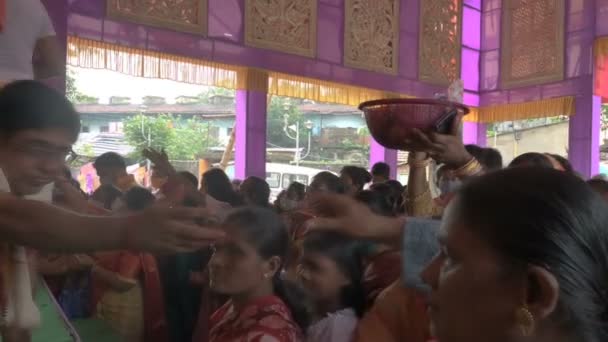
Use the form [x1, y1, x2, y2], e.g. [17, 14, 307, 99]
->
[358, 98, 470, 115]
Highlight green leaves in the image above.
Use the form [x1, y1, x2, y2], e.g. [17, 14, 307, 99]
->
[123, 114, 217, 161]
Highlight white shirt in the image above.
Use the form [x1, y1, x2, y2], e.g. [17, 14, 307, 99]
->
[0, 0, 56, 81]
[306, 308, 358, 342]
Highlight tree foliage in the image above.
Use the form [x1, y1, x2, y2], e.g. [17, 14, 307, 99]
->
[123, 114, 217, 160]
[66, 69, 99, 104]
[266, 96, 307, 148]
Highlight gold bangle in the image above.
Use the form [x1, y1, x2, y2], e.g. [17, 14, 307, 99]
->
[406, 187, 431, 203]
[452, 158, 482, 178]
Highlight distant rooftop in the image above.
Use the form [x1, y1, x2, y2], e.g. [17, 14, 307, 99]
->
[75, 102, 362, 117]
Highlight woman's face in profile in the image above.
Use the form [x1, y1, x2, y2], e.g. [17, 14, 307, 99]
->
[208, 227, 270, 296]
[421, 198, 523, 342]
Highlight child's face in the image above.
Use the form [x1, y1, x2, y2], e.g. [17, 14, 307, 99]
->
[297, 251, 351, 310]
[0, 128, 74, 195]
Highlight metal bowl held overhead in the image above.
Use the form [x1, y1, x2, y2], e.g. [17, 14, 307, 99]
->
[358, 98, 470, 151]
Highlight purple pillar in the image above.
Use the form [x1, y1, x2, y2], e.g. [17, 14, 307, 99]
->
[461, 2, 483, 147]
[568, 94, 601, 178]
[369, 139, 398, 179]
[235, 90, 267, 180]
[462, 122, 487, 146]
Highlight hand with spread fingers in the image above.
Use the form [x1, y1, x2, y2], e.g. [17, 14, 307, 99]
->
[403, 113, 473, 168]
[143, 147, 176, 177]
[305, 194, 405, 248]
[122, 205, 225, 254]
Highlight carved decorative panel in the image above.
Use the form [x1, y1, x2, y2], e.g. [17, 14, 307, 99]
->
[501, 0, 564, 88]
[107, 0, 207, 35]
[344, 0, 399, 74]
[419, 0, 462, 86]
[245, 0, 317, 58]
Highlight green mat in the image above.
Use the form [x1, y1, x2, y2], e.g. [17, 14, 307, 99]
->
[31, 283, 74, 342]
[21, 280, 121, 342]
[70, 319, 122, 342]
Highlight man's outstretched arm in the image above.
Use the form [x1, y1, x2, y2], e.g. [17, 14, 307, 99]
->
[0, 193, 224, 253]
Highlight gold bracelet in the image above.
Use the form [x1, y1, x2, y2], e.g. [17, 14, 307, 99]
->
[452, 158, 483, 179]
[406, 187, 431, 203]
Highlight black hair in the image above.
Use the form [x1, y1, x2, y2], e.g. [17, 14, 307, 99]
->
[587, 178, 608, 196]
[508, 152, 553, 169]
[466, 145, 503, 171]
[368, 180, 405, 215]
[91, 184, 123, 210]
[124, 187, 155, 211]
[371, 162, 390, 179]
[310, 172, 346, 194]
[0, 80, 80, 140]
[178, 171, 199, 188]
[340, 166, 372, 192]
[302, 231, 366, 317]
[356, 189, 395, 217]
[286, 182, 306, 201]
[481, 148, 503, 171]
[457, 168, 608, 342]
[464, 144, 484, 158]
[548, 154, 574, 174]
[202, 168, 242, 206]
[240, 176, 271, 207]
[93, 152, 126, 170]
[223, 207, 310, 330]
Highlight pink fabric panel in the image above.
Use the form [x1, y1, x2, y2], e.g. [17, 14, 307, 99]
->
[480, 50, 499, 91]
[482, 10, 501, 51]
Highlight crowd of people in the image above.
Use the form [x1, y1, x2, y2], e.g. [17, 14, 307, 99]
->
[1, 79, 608, 342]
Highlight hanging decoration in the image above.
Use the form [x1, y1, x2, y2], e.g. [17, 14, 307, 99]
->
[245, 0, 317, 58]
[344, 0, 399, 74]
[500, 0, 565, 88]
[418, 0, 462, 86]
[106, 0, 208, 35]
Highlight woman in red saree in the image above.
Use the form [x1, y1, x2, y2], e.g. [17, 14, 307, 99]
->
[204, 207, 309, 342]
[90, 187, 168, 342]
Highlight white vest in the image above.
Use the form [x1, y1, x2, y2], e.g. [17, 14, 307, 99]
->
[0, 168, 49, 330]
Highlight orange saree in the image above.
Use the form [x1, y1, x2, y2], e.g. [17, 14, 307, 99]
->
[356, 281, 430, 342]
[92, 251, 168, 342]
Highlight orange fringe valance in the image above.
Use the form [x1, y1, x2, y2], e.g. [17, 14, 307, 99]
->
[467, 96, 575, 124]
[267, 71, 409, 107]
[67, 36, 575, 123]
[67, 36, 240, 89]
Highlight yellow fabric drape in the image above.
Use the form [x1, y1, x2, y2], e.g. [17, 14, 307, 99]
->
[473, 96, 575, 123]
[464, 107, 480, 122]
[236, 68, 268, 92]
[67, 36, 575, 123]
[595, 37, 608, 59]
[67, 36, 239, 89]
[267, 72, 406, 107]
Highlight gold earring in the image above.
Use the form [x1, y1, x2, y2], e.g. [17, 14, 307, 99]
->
[515, 306, 535, 337]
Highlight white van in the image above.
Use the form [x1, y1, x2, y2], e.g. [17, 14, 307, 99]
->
[224, 163, 334, 201]
[266, 163, 336, 199]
